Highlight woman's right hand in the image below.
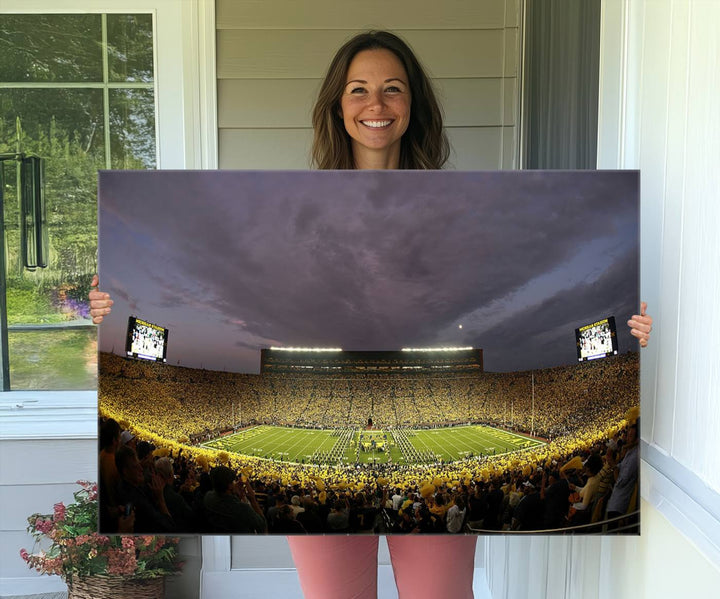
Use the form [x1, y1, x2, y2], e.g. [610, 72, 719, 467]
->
[89, 274, 113, 324]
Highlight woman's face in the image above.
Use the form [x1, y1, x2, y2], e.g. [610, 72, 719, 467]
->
[340, 48, 411, 166]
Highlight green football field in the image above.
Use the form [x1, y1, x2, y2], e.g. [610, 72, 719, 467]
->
[202, 424, 545, 466]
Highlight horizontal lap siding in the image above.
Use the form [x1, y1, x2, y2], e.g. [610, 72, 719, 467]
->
[0, 438, 96, 580]
[219, 126, 512, 170]
[216, 0, 521, 170]
[216, 0, 513, 30]
[217, 30, 510, 79]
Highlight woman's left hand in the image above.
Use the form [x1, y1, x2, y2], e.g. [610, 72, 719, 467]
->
[628, 301, 653, 348]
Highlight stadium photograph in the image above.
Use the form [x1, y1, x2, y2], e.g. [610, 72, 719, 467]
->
[97, 170, 640, 536]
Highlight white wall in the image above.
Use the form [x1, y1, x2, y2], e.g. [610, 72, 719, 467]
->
[0, 392, 203, 599]
[485, 0, 720, 596]
[216, 0, 521, 170]
[0, 393, 96, 596]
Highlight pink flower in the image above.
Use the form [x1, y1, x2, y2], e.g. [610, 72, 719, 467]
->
[34, 518, 53, 534]
[121, 536, 135, 549]
[53, 502, 66, 522]
[107, 548, 137, 576]
[75, 480, 98, 500]
[43, 556, 64, 576]
[19, 548, 29, 562]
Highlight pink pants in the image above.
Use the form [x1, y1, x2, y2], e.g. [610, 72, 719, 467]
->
[287, 535, 477, 599]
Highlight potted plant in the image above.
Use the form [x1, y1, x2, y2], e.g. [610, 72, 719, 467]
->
[20, 481, 182, 599]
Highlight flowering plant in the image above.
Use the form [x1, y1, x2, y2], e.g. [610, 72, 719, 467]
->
[20, 481, 182, 583]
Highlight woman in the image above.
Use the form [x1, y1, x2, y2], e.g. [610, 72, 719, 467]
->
[90, 31, 652, 599]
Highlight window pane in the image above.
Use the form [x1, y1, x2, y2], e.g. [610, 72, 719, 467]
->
[1, 12, 156, 390]
[0, 88, 106, 164]
[8, 329, 97, 390]
[107, 14, 154, 83]
[110, 89, 156, 169]
[0, 14, 102, 82]
[1, 88, 104, 287]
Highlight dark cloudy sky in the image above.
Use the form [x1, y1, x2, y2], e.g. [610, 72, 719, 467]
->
[98, 170, 639, 373]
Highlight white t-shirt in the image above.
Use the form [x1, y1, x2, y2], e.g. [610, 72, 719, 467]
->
[446, 504, 466, 533]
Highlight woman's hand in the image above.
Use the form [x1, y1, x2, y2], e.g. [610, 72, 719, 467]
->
[89, 274, 113, 324]
[627, 301, 653, 348]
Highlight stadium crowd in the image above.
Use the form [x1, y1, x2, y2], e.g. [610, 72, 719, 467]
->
[98, 352, 639, 534]
[99, 352, 638, 438]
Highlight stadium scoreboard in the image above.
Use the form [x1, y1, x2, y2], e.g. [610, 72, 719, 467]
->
[126, 316, 169, 363]
[575, 316, 618, 362]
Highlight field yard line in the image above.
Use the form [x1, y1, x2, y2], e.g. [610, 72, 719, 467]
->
[275, 428, 321, 458]
[506, 430, 547, 444]
[203, 423, 546, 466]
[455, 426, 500, 454]
[257, 426, 298, 447]
[483, 426, 546, 450]
[477, 427, 512, 452]
[316, 431, 339, 454]
[294, 429, 334, 459]
[418, 428, 463, 459]
[237, 425, 301, 456]
[486, 428, 544, 451]
[410, 429, 436, 455]
[264, 427, 313, 460]
[440, 428, 473, 457]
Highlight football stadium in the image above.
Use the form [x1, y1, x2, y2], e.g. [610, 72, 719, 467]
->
[98, 344, 639, 535]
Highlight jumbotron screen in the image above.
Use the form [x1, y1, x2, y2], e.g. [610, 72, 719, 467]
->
[125, 316, 168, 363]
[575, 316, 618, 361]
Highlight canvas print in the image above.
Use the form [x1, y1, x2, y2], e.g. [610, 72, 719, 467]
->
[97, 170, 640, 535]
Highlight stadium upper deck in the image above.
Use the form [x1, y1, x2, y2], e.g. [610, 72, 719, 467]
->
[260, 348, 484, 374]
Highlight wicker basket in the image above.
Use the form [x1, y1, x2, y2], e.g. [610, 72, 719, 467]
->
[67, 575, 165, 599]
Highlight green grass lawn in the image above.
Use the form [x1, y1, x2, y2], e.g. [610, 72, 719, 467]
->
[9, 328, 97, 390]
[409, 426, 541, 461]
[203, 424, 545, 466]
[204, 426, 339, 464]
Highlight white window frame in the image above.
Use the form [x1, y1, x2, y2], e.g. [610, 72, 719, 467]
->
[0, 7, 218, 522]
[1, 0, 218, 170]
[0, 0, 217, 411]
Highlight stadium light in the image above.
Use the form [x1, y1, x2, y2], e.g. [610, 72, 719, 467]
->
[401, 347, 474, 352]
[269, 346, 343, 352]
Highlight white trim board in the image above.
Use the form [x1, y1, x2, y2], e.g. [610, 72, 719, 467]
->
[0, 576, 66, 598]
[0, 0, 218, 170]
[200, 566, 491, 599]
[641, 455, 720, 568]
[0, 392, 96, 440]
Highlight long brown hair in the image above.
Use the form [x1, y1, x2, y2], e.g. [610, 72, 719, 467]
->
[311, 31, 449, 170]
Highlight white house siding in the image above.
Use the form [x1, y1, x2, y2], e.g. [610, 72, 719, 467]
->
[215, 0, 521, 170]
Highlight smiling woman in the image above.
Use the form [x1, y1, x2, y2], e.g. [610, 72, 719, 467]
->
[340, 49, 411, 169]
[311, 31, 448, 170]
[90, 29, 653, 599]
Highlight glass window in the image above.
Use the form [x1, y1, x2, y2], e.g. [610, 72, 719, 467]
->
[0, 14, 103, 83]
[0, 13, 156, 390]
[107, 14, 154, 83]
